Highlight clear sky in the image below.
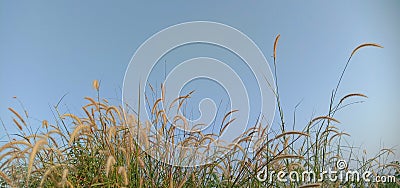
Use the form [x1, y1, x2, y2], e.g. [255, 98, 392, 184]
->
[1, 1, 399, 159]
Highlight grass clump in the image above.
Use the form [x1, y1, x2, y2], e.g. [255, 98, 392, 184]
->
[0, 36, 398, 187]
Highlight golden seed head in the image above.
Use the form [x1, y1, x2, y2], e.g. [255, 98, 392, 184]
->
[92, 79, 99, 90]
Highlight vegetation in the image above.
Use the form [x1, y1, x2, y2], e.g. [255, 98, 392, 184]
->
[0, 36, 398, 187]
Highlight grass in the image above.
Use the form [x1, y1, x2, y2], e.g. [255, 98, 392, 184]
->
[0, 35, 399, 187]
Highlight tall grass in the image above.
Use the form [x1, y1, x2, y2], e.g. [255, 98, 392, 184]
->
[0, 36, 398, 187]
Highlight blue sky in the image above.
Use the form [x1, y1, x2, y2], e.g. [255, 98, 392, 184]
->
[0, 1, 399, 159]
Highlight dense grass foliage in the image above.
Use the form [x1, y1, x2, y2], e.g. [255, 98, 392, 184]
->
[0, 37, 398, 187]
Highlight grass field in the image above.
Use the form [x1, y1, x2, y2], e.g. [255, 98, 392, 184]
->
[0, 36, 398, 187]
